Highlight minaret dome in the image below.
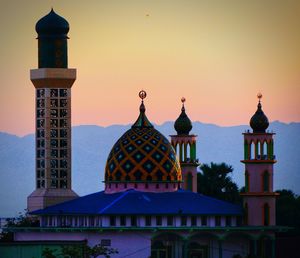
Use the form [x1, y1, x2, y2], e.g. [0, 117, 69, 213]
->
[35, 9, 69, 68]
[174, 97, 192, 135]
[249, 93, 269, 133]
[36, 8, 69, 37]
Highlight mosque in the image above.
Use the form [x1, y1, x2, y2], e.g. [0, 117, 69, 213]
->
[1, 9, 283, 258]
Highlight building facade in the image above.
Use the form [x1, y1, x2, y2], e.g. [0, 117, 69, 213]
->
[1, 9, 286, 258]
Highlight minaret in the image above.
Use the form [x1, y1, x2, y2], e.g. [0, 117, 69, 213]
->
[171, 98, 199, 192]
[27, 9, 78, 212]
[241, 93, 278, 226]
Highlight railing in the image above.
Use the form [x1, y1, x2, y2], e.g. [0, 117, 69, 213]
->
[253, 155, 275, 161]
[183, 158, 199, 163]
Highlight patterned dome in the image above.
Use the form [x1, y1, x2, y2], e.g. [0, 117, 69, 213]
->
[105, 94, 181, 184]
[250, 96, 269, 133]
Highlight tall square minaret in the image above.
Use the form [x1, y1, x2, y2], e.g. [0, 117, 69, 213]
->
[27, 9, 78, 212]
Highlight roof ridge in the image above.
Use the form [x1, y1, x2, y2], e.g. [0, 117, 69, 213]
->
[98, 190, 132, 214]
[30, 191, 105, 215]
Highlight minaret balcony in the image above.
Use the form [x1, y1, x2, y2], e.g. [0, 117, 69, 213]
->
[181, 158, 199, 166]
[241, 159, 277, 164]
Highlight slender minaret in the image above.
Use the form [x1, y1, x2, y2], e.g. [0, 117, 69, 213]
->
[171, 98, 198, 192]
[241, 93, 278, 226]
[27, 9, 78, 212]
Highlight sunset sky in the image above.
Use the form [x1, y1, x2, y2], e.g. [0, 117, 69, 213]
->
[0, 0, 299, 136]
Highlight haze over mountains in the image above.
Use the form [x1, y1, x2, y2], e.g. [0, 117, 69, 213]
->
[0, 121, 299, 217]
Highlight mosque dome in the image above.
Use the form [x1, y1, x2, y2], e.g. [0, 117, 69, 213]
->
[174, 97, 192, 135]
[250, 93, 269, 133]
[36, 9, 69, 38]
[105, 91, 182, 185]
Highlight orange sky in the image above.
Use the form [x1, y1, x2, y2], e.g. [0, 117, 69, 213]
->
[0, 0, 299, 136]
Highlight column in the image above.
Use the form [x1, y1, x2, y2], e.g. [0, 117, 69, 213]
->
[255, 143, 258, 159]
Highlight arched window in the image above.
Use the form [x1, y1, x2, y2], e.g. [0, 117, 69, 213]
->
[186, 143, 191, 160]
[257, 141, 261, 159]
[263, 141, 268, 159]
[263, 171, 269, 192]
[175, 143, 180, 155]
[263, 203, 270, 226]
[245, 171, 250, 192]
[250, 141, 255, 159]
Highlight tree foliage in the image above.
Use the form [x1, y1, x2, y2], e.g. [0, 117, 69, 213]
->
[276, 189, 300, 234]
[0, 211, 39, 242]
[41, 242, 119, 258]
[86, 243, 118, 258]
[197, 162, 241, 203]
[60, 244, 84, 258]
[42, 247, 59, 258]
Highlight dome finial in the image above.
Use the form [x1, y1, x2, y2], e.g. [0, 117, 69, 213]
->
[132, 90, 153, 128]
[181, 97, 186, 111]
[138, 90, 147, 113]
[257, 92, 263, 107]
[139, 90, 147, 100]
[256, 92, 263, 110]
[257, 92, 262, 102]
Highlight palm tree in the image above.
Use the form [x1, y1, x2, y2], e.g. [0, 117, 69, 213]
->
[197, 162, 241, 203]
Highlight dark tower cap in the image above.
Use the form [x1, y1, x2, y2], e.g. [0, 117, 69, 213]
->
[174, 97, 192, 135]
[36, 8, 69, 38]
[250, 93, 269, 133]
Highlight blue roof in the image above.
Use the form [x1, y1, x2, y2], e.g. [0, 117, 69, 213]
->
[31, 190, 243, 216]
